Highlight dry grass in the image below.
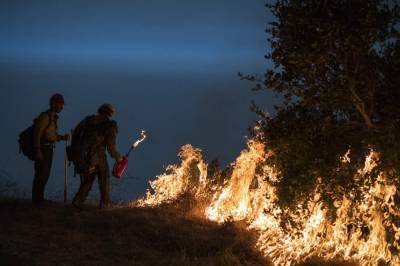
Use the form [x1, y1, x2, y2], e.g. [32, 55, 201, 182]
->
[296, 258, 359, 266]
[0, 198, 269, 266]
[0, 197, 363, 266]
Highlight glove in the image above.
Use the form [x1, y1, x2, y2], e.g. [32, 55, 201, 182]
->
[63, 134, 70, 141]
[116, 155, 126, 163]
[59, 134, 70, 141]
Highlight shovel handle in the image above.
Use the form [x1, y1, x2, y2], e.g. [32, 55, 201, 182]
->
[64, 138, 69, 204]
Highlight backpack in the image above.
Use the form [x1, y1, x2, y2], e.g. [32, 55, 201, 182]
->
[18, 112, 51, 161]
[67, 116, 111, 175]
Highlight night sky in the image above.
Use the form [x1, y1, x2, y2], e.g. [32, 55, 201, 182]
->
[0, 0, 276, 201]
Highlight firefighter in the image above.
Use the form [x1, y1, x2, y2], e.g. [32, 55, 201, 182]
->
[71, 103, 124, 210]
[32, 93, 69, 206]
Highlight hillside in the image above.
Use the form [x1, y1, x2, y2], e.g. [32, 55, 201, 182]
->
[0, 198, 360, 266]
[0, 198, 269, 266]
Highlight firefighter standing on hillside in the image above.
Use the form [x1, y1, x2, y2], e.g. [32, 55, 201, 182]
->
[32, 93, 69, 206]
[70, 104, 124, 210]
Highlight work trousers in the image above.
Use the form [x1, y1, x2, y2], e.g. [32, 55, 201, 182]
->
[73, 154, 110, 206]
[32, 145, 53, 204]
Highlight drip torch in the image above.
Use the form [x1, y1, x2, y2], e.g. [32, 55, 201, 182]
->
[112, 130, 147, 178]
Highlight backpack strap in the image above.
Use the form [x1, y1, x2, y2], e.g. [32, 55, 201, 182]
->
[33, 111, 53, 131]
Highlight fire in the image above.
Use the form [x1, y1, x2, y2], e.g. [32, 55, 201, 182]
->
[206, 140, 265, 222]
[136, 140, 400, 265]
[136, 144, 207, 206]
[133, 130, 147, 148]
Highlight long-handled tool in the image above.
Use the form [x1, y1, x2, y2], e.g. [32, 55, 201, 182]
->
[112, 130, 147, 178]
[64, 136, 70, 204]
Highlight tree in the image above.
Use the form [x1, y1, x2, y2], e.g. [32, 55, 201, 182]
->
[251, 0, 400, 207]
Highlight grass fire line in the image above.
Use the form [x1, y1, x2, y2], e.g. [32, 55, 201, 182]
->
[136, 139, 400, 266]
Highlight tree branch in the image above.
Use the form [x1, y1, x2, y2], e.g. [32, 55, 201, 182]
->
[348, 78, 375, 128]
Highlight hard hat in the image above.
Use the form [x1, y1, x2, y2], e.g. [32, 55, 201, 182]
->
[98, 103, 115, 116]
[50, 93, 64, 104]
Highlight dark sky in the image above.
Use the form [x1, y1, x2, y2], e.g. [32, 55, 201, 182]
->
[0, 0, 276, 201]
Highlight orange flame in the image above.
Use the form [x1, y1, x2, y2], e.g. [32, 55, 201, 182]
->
[136, 141, 400, 265]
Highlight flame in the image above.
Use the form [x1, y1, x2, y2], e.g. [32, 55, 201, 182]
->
[136, 140, 400, 265]
[133, 130, 147, 148]
[136, 144, 207, 206]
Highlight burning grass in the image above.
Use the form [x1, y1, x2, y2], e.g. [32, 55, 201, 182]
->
[137, 141, 400, 265]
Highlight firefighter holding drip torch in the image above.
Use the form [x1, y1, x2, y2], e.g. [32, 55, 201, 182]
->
[69, 103, 125, 210]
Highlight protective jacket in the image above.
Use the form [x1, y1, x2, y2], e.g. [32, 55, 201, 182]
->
[33, 110, 63, 147]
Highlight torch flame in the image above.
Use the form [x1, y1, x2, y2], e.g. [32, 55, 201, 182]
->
[133, 130, 147, 148]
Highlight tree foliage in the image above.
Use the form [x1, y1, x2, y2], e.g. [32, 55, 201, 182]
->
[252, 0, 400, 207]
